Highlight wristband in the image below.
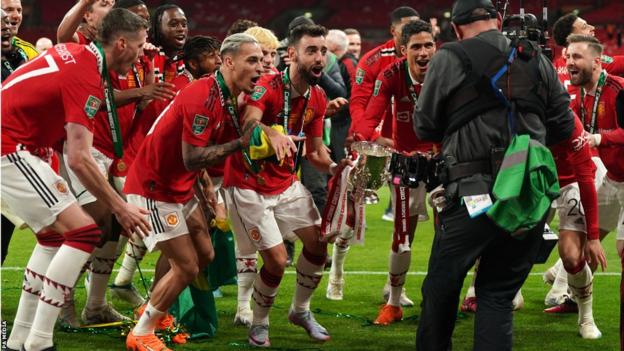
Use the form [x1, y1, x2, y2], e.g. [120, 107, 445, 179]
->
[329, 162, 338, 176]
[593, 134, 602, 146]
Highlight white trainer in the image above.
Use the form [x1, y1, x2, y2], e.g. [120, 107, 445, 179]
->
[579, 321, 602, 339]
[326, 278, 344, 301]
[234, 306, 253, 327]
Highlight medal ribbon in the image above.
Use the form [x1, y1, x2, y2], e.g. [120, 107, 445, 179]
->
[281, 67, 310, 172]
[214, 69, 258, 173]
[93, 42, 123, 158]
[580, 70, 606, 134]
[403, 60, 419, 104]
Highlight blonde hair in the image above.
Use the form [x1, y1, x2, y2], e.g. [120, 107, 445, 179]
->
[244, 26, 279, 50]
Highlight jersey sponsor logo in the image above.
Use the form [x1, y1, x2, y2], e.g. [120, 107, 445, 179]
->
[54, 180, 68, 194]
[249, 227, 261, 241]
[373, 80, 382, 96]
[601, 55, 614, 64]
[165, 212, 179, 227]
[397, 111, 410, 122]
[250, 86, 267, 101]
[571, 132, 589, 152]
[355, 68, 365, 85]
[84, 95, 101, 119]
[192, 114, 209, 135]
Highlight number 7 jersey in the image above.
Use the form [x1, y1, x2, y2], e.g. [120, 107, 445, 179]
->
[1, 43, 104, 156]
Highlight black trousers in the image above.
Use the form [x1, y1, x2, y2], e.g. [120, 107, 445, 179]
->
[300, 158, 328, 214]
[416, 200, 544, 351]
[1, 214, 16, 264]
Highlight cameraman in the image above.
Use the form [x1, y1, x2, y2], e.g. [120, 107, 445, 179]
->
[413, 0, 580, 349]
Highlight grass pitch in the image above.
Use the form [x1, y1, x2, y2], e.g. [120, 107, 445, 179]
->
[1, 187, 620, 350]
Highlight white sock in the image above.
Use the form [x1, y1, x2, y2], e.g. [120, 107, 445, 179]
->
[114, 234, 147, 286]
[549, 261, 569, 297]
[25, 244, 91, 350]
[567, 263, 594, 325]
[329, 236, 350, 281]
[292, 249, 325, 313]
[466, 258, 480, 298]
[387, 250, 411, 306]
[252, 267, 282, 326]
[86, 241, 118, 309]
[133, 302, 165, 336]
[236, 252, 257, 312]
[7, 244, 59, 350]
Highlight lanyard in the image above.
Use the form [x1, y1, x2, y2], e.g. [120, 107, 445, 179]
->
[214, 69, 258, 173]
[580, 70, 606, 134]
[281, 67, 310, 172]
[403, 60, 419, 104]
[93, 42, 123, 158]
[131, 64, 142, 88]
[2, 59, 14, 74]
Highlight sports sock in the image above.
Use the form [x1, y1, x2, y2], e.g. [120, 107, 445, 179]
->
[292, 248, 325, 313]
[329, 234, 351, 281]
[236, 251, 258, 311]
[549, 260, 569, 298]
[252, 266, 282, 326]
[7, 243, 59, 350]
[387, 250, 410, 306]
[114, 234, 147, 286]
[567, 262, 594, 325]
[133, 302, 165, 336]
[86, 240, 118, 309]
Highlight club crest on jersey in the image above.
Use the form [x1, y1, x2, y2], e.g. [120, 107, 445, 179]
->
[84, 95, 101, 119]
[54, 180, 68, 194]
[249, 227, 261, 241]
[304, 108, 315, 124]
[250, 86, 267, 101]
[192, 114, 209, 135]
[355, 68, 365, 85]
[598, 101, 605, 120]
[165, 212, 179, 227]
[373, 80, 382, 96]
[601, 55, 614, 64]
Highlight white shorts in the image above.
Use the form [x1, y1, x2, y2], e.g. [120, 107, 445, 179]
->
[592, 156, 607, 191]
[212, 176, 225, 205]
[63, 145, 113, 206]
[112, 175, 126, 200]
[226, 181, 321, 255]
[1, 151, 76, 233]
[554, 183, 586, 234]
[126, 194, 199, 252]
[597, 175, 624, 239]
[390, 182, 428, 222]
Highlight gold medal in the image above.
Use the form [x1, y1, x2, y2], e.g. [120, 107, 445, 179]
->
[117, 160, 127, 172]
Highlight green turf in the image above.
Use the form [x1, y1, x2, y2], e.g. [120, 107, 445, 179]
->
[1, 187, 620, 350]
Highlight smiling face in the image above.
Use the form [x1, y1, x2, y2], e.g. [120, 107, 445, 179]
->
[160, 8, 188, 51]
[189, 49, 222, 77]
[346, 32, 361, 58]
[401, 31, 435, 82]
[2, 0, 21, 35]
[391, 16, 419, 49]
[289, 34, 327, 85]
[566, 42, 600, 87]
[225, 42, 263, 94]
[571, 17, 595, 37]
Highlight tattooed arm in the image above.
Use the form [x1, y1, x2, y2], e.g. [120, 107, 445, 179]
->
[181, 122, 256, 171]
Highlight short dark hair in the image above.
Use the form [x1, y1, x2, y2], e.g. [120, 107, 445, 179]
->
[183, 35, 221, 61]
[390, 6, 419, 25]
[567, 34, 603, 56]
[114, 0, 145, 9]
[553, 13, 578, 47]
[400, 20, 432, 46]
[99, 8, 148, 45]
[150, 4, 183, 47]
[227, 19, 259, 37]
[288, 24, 328, 48]
[344, 28, 360, 36]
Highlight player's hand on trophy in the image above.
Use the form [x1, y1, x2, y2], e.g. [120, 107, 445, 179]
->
[330, 158, 356, 176]
[113, 202, 152, 239]
[585, 239, 607, 272]
[374, 136, 394, 148]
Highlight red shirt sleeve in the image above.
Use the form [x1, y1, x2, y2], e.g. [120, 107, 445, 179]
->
[550, 117, 599, 239]
[62, 68, 103, 131]
[599, 89, 624, 146]
[246, 76, 278, 116]
[355, 71, 392, 140]
[604, 55, 624, 77]
[349, 57, 380, 128]
[181, 83, 219, 147]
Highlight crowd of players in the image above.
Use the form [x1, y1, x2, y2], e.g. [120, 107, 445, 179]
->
[1, 0, 623, 350]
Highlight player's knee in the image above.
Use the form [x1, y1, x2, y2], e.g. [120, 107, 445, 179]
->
[176, 260, 200, 284]
[561, 255, 584, 273]
[198, 246, 215, 269]
[63, 224, 102, 254]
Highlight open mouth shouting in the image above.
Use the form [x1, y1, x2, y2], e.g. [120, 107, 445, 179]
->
[310, 65, 323, 78]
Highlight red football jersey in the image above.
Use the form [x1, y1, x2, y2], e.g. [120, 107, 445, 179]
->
[2, 43, 103, 155]
[224, 73, 327, 195]
[571, 73, 624, 182]
[355, 58, 435, 154]
[151, 50, 185, 83]
[123, 76, 237, 203]
[349, 39, 398, 140]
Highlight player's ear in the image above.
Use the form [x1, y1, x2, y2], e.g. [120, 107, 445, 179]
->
[287, 46, 296, 61]
[400, 45, 407, 57]
[117, 36, 127, 51]
[222, 54, 234, 70]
